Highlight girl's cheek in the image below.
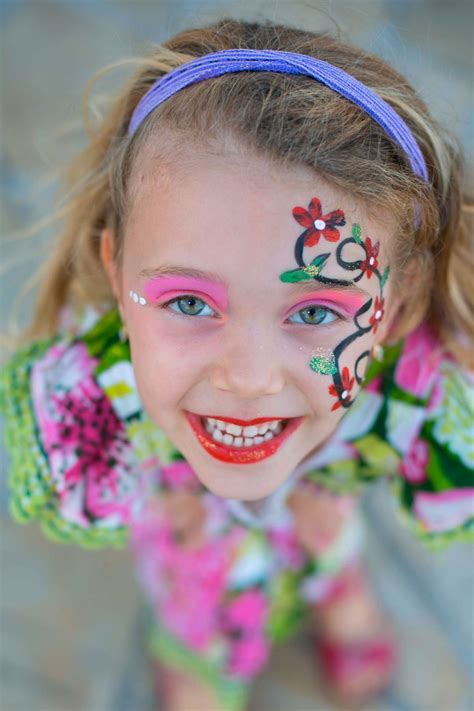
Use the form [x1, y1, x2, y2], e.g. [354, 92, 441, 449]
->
[296, 331, 374, 415]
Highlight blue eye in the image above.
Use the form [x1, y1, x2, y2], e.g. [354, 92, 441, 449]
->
[287, 305, 340, 326]
[163, 295, 217, 318]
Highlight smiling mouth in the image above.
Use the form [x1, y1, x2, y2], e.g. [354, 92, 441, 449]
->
[184, 411, 304, 464]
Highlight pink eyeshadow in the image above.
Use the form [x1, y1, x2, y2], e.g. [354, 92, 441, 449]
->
[143, 276, 228, 311]
[285, 290, 367, 318]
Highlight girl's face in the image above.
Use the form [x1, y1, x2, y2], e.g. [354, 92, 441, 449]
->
[102, 146, 398, 501]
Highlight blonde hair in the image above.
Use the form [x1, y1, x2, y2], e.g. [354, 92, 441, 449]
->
[6, 18, 473, 367]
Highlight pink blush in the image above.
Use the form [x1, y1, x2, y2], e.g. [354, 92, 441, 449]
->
[285, 290, 367, 318]
[144, 276, 228, 311]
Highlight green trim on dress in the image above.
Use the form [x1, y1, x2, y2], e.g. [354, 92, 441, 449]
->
[149, 623, 251, 711]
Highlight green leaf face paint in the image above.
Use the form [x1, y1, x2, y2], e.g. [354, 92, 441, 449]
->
[380, 266, 390, 289]
[279, 254, 330, 283]
[352, 223, 362, 244]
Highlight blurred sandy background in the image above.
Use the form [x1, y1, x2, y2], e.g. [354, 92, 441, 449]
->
[1, 1, 473, 709]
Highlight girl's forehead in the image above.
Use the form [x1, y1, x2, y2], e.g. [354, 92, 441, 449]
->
[125, 146, 396, 263]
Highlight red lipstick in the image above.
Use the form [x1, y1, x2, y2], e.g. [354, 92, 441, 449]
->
[201, 414, 283, 426]
[185, 411, 304, 464]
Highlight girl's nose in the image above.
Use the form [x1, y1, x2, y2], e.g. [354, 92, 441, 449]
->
[210, 335, 285, 399]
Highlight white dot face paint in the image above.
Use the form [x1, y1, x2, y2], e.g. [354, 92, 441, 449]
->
[314, 219, 326, 230]
[375, 309, 382, 320]
[129, 289, 147, 306]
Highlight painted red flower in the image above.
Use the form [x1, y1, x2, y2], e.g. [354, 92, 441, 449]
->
[292, 197, 346, 247]
[369, 296, 385, 333]
[360, 237, 380, 278]
[328, 367, 355, 411]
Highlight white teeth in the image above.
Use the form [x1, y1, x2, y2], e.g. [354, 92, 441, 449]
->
[226, 423, 243, 436]
[242, 425, 259, 437]
[201, 417, 285, 449]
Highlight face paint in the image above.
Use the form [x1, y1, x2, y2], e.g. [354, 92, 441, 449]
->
[143, 275, 228, 312]
[292, 196, 346, 247]
[309, 347, 337, 375]
[285, 290, 367, 320]
[281, 201, 391, 410]
[129, 289, 147, 305]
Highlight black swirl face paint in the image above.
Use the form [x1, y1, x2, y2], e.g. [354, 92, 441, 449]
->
[280, 197, 390, 411]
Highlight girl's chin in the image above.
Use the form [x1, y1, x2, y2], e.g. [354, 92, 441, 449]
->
[190, 460, 295, 500]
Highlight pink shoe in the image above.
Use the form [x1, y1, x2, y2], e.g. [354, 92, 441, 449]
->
[312, 563, 397, 705]
[316, 633, 396, 705]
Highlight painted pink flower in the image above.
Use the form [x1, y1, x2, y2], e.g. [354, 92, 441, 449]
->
[394, 322, 443, 398]
[222, 589, 268, 631]
[161, 460, 200, 490]
[227, 635, 269, 678]
[360, 237, 380, 278]
[369, 296, 385, 333]
[400, 439, 429, 484]
[329, 367, 355, 411]
[49, 377, 135, 521]
[292, 197, 346, 247]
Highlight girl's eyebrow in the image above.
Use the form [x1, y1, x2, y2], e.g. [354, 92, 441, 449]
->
[140, 265, 370, 298]
[139, 265, 226, 285]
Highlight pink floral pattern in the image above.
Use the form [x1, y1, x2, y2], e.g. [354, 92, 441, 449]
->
[161, 460, 201, 490]
[31, 341, 138, 527]
[400, 439, 429, 484]
[394, 322, 443, 398]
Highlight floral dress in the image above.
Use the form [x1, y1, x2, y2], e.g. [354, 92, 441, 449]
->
[1, 305, 472, 711]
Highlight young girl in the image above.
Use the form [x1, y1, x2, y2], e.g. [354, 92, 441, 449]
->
[1, 17, 473, 711]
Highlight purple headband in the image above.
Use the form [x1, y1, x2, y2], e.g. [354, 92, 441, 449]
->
[128, 48, 428, 182]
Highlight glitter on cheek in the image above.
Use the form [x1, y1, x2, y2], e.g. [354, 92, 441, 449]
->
[308, 347, 337, 375]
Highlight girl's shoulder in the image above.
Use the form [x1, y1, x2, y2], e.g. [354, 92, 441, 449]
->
[304, 321, 474, 547]
[0, 304, 181, 548]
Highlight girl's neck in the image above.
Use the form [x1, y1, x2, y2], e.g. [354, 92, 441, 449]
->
[243, 497, 269, 514]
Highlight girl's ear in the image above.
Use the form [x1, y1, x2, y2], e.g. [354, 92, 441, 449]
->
[100, 228, 121, 302]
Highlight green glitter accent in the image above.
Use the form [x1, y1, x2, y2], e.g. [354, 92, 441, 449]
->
[280, 254, 329, 283]
[352, 223, 362, 244]
[309, 353, 337, 375]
